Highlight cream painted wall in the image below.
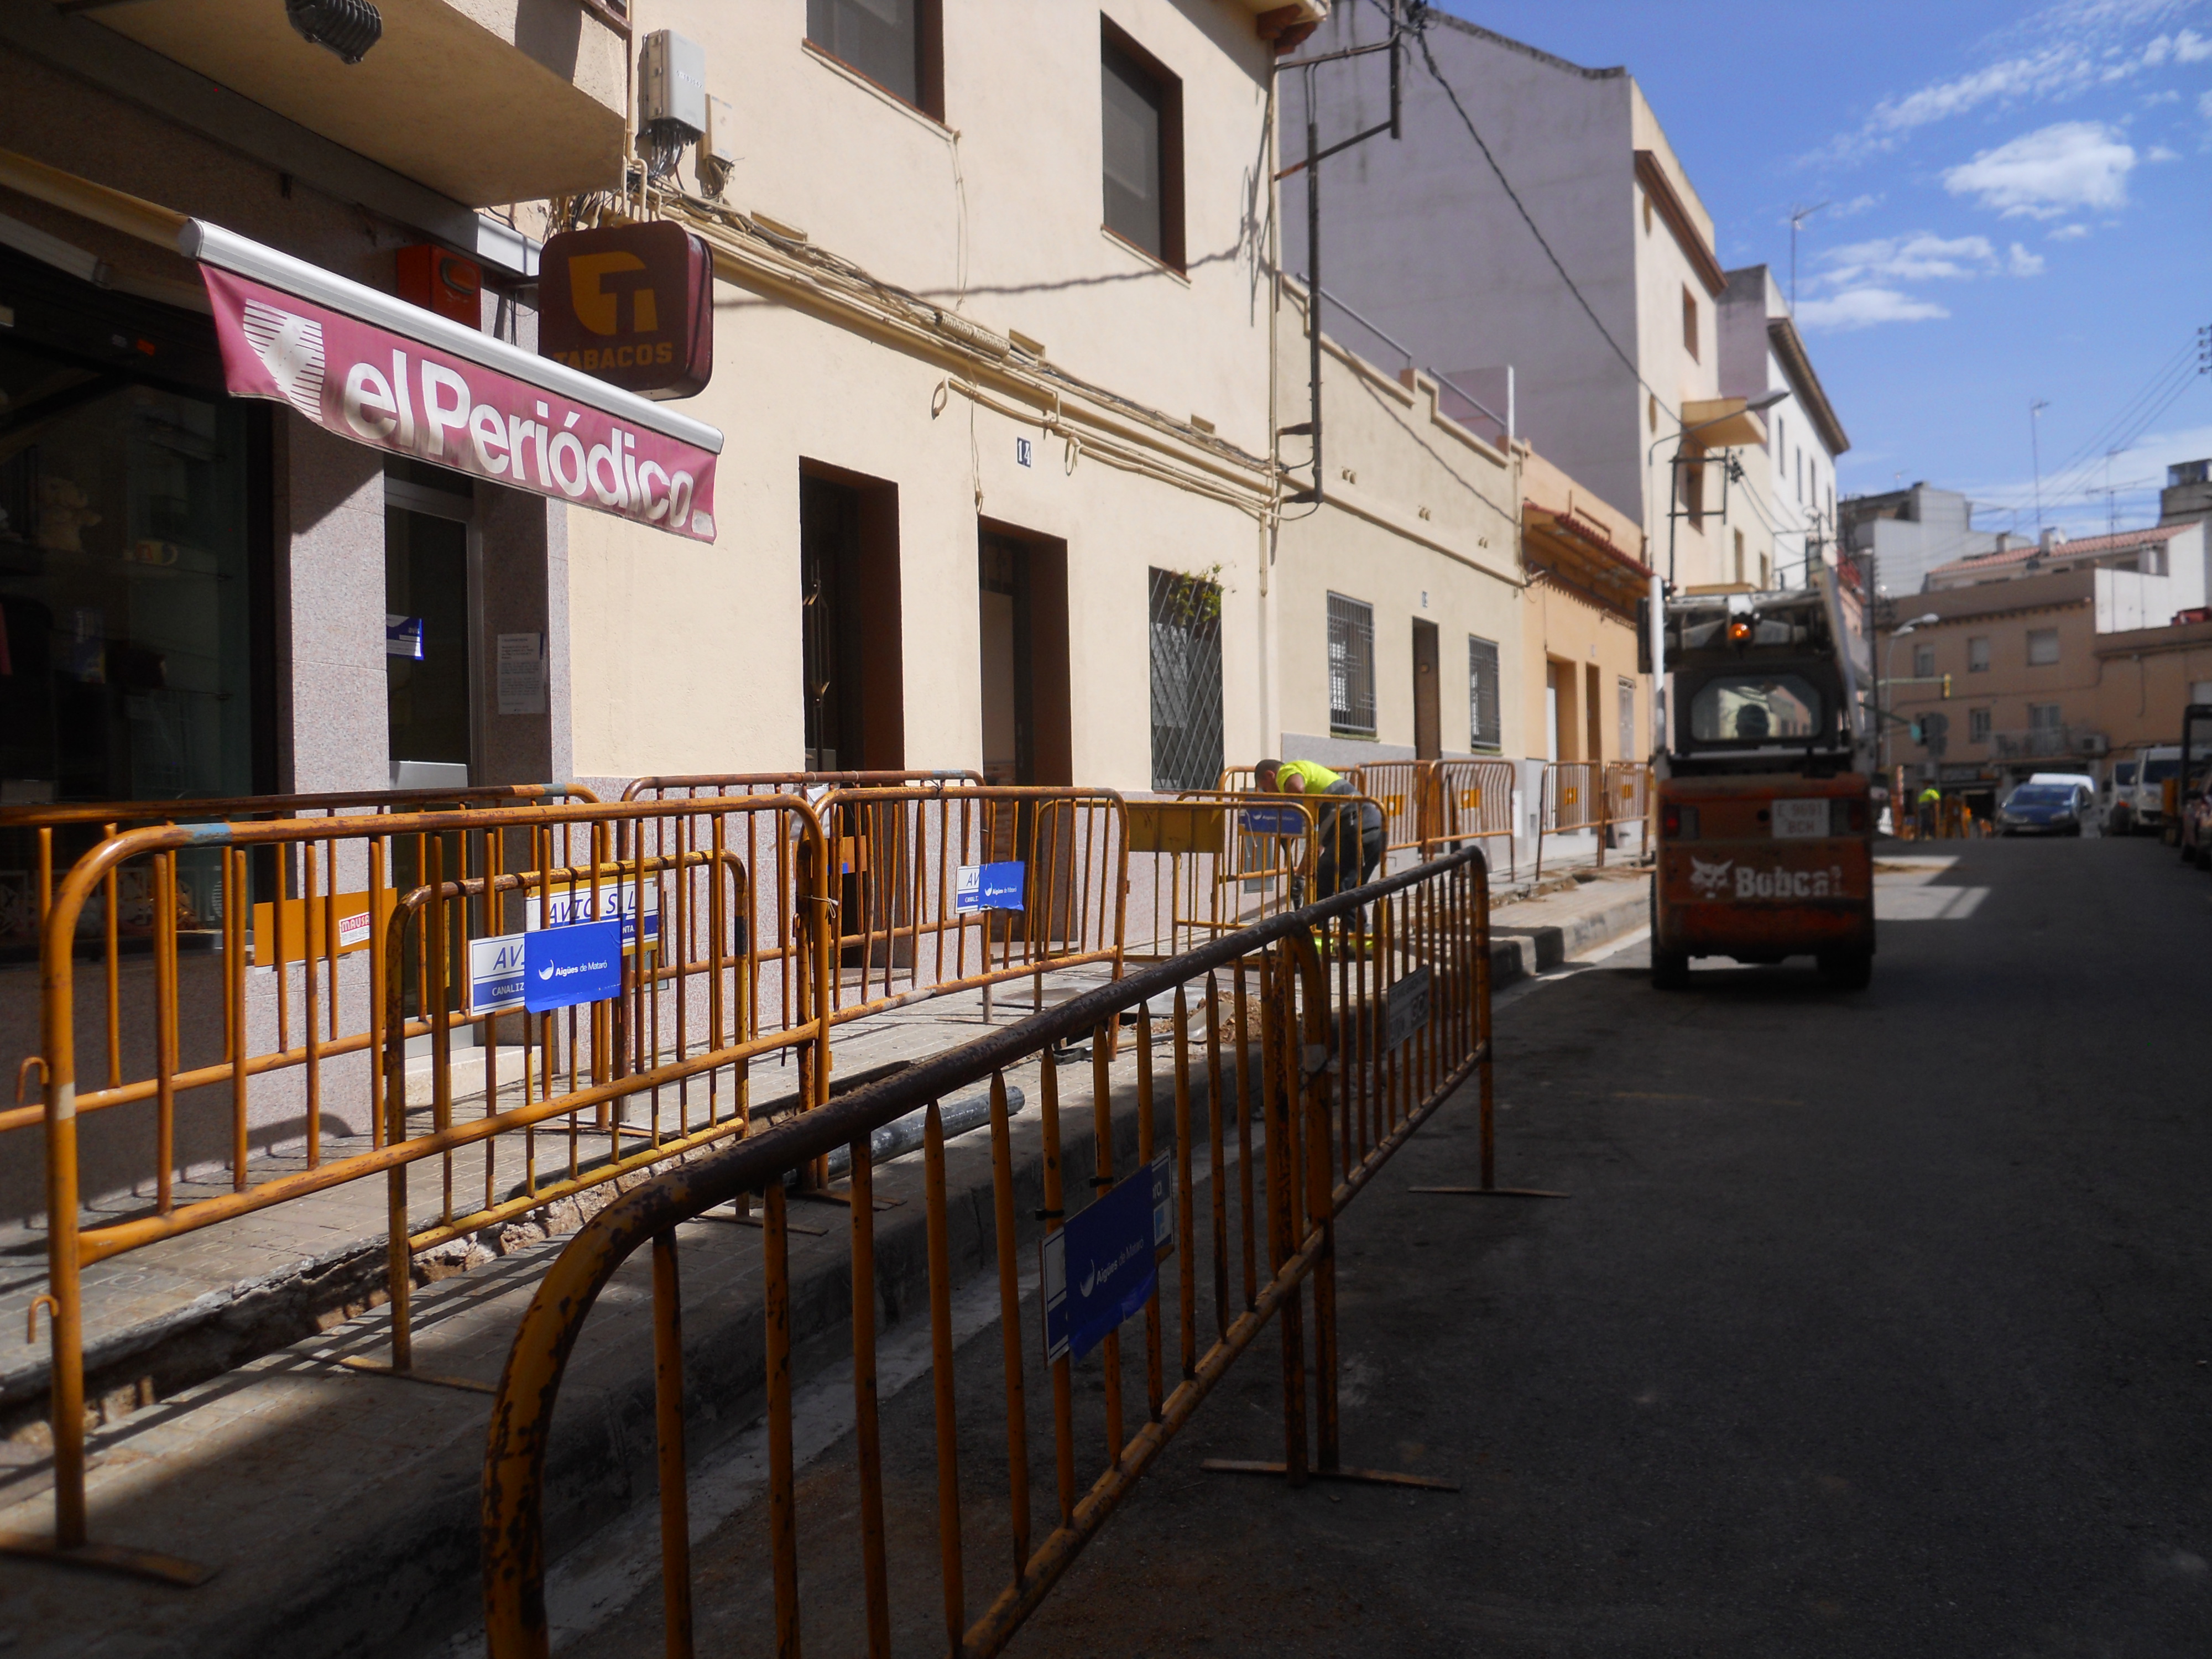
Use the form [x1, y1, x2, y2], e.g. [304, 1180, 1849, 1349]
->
[1628, 88, 1725, 588]
[566, 1, 1281, 789]
[1271, 304, 1524, 765]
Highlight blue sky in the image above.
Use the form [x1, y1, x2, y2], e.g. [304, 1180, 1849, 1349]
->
[1438, 0, 2212, 539]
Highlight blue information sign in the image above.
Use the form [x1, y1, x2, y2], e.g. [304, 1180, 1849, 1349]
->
[1041, 1167, 1157, 1365]
[954, 860, 1026, 914]
[1237, 803, 1306, 836]
[523, 918, 623, 1013]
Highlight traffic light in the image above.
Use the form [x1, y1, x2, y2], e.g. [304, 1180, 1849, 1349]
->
[1941, 673, 1953, 699]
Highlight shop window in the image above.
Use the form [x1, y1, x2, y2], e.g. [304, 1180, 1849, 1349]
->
[1327, 592, 1374, 737]
[807, 0, 944, 118]
[1101, 20, 1185, 268]
[1468, 635, 1501, 753]
[0, 331, 259, 807]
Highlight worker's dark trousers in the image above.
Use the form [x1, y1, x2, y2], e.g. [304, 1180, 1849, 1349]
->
[1314, 811, 1386, 905]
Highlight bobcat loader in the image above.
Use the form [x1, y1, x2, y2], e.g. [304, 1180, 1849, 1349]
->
[1650, 572, 1877, 990]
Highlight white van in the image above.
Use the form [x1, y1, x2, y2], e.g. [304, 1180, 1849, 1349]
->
[2109, 745, 2182, 834]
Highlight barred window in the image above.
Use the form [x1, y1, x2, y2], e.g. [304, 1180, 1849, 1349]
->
[1468, 635, 1501, 752]
[1148, 567, 1222, 791]
[1328, 593, 1375, 737]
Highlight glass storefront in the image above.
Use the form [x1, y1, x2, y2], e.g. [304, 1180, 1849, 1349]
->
[0, 256, 261, 806]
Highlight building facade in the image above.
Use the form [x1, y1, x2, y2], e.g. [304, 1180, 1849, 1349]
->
[1277, 11, 1768, 594]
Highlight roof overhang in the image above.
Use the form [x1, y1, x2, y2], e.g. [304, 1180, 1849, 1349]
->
[1681, 397, 1769, 449]
[1634, 150, 1725, 298]
[1524, 500, 1654, 620]
[1766, 316, 1850, 456]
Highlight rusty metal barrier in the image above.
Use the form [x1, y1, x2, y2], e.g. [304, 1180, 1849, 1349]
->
[622, 778, 1119, 1026]
[0, 784, 599, 1133]
[1347, 760, 1446, 868]
[1533, 761, 1606, 880]
[1603, 762, 1652, 859]
[1, 794, 833, 1584]
[1437, 759, 1517, 883]
[479, 843, 1496, 1657]
[1122, 792, 1319, 960]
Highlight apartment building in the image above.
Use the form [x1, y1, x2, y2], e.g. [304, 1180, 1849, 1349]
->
[1277, 11, 1771, 594]
[1886, 518, 2212, 803]
[1717, 266, 1849, 591]
[1269, 284, 1646, 854]
[1269, 284, 1525, 772]
[0, 0, 1337, 836]
[1839, 481, 1999, 597]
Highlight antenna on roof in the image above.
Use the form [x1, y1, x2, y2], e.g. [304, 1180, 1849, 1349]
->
[1788, 201, 1829, 312]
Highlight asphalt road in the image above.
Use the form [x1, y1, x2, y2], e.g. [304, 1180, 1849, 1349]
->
[589, 834, 2212, 1658]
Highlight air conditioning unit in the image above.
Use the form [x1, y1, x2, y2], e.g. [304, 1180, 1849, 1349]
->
[2077, 733, 2110, 756]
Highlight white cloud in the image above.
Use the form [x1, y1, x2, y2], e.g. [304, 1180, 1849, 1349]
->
[2143, 87, 2184, 103]
[2201, 88, 2212, 117]
[1815, 232, 2052, 286]
[2048, 222, 2093, 238]
[1942, 121, 2136, 217]
[2145, 142, 2182, 158]
[1832, 192, 1884, 219]
[2141, 25, 2212, 61]
[1805, 1, 2212, 162]
[1797, 288, 1952, 332]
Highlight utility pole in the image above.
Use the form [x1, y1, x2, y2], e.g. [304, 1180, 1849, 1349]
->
[2030, 398, 2051, 537]
[1275, 6, 1404, 509]
[1788, 201, 1829, 312]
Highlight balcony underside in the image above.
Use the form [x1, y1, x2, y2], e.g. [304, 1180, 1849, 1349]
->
[91, 0, 627, 207]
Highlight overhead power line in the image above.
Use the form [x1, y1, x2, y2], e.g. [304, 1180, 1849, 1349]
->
[1377, 0, 1679, 429]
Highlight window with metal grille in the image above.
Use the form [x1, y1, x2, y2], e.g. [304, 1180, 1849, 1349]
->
[1328, 594, 1376, 737]
[1147, 567, 1222, 791]
[1467, 635, 1501, 752]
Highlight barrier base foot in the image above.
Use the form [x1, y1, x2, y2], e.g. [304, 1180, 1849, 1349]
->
[698, 1208, 830, 1237]
[1410, 1185, 1570, 1198]
[1199, 1459, 1460, 1493]
[337, 1355, 497, 1395]
[0, 1531, 218, 1587]
[791, 1188, 902, 1212]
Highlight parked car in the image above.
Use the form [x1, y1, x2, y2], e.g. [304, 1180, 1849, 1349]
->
[2110, 745, 2180, 834]
[2103, 759, 2137, 831]
[1997, 779, 2094, 836]
[2184, 780, 2212, 869]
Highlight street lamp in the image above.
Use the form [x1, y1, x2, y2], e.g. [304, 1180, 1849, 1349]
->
[1881, 612, 1941, 773]
[1645, 389, 1790, 760]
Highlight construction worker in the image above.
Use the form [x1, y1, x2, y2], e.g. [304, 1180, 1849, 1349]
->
[1254, 758, 1385, 905]
[1916, 782, 1942, 840]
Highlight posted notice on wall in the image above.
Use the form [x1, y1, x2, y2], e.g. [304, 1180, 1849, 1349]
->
[498, 632, 546, 716]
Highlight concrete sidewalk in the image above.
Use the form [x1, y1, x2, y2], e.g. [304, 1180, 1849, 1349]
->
[0, 870, 1648, 1659]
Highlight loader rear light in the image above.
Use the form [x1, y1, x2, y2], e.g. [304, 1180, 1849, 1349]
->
[1662, 802, 1699, 840]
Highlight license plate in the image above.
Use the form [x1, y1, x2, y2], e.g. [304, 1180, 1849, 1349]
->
[1770, 799, 1829, 839]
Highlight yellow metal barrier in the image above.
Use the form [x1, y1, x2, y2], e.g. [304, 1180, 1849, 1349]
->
[1437, 759, 1517, 883]
[1122, 792, 1319, 960]
[0, 784, 599, 1147]
[2, 794, 831, 1583]
[1347, 759, 1447, 867]
[479, 846, 1498, 1657]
